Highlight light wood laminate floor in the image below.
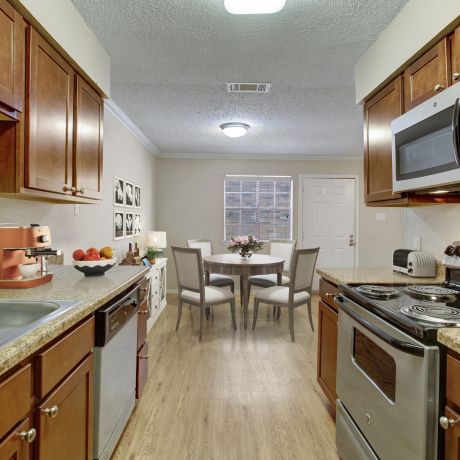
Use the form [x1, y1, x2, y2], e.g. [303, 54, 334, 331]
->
[112, 294, 339, 460]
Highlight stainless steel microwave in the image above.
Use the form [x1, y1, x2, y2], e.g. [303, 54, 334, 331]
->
[392, 83, 460, 193]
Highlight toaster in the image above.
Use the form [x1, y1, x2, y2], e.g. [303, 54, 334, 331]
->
[392, 249, 437, 277]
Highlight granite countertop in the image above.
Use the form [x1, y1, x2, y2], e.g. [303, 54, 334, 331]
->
[0, 264, 149, 377]
[316, 267, 445, 286]
[437, 329, 460, 354]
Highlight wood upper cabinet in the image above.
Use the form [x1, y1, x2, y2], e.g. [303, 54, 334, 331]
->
[74, 76, 103, 200]
[404, 38, 449, 111]
[26, 27, 75, 196]
[35, 354, 93, 460]
[0, 0, 24, 114]
[450, 27, 460, 85]
[364, 76, 403, 203]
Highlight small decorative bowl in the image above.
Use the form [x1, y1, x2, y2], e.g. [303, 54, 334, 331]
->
[72, 258, 116, 276]
[19, 263, 40, 278]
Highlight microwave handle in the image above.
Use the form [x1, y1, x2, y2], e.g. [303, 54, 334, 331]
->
[335, 296, 425, 357]
[453, 97, 460, 166]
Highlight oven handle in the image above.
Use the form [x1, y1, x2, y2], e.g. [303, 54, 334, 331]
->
[452, 97, 460, 166]
[335, 296, 425, 357]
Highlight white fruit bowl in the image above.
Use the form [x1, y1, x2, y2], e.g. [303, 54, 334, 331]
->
[72, 258, 116, 276]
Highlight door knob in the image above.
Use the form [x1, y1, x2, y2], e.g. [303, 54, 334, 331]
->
[349, 234, 356, 246]
[17, 428, 36, 443]
[42, 405, 59, 418]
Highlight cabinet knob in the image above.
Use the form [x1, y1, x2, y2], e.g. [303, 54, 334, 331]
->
[63, 185, 76, 193]
[139, 354, 149, 359]
[453, 72, 460, 82]
[42, 405, 59, 418]
[325, 293, 335, 299]
[440, 416, 458, 430]
[434, 84, 445, 93]
[139, 310, 148, 315]
[17, 428, 36, 443]
[77, 187, 85, 194]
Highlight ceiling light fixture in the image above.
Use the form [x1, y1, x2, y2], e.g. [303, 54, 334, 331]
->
[220, 122, 250, 138]
[224, 0, 286, 15]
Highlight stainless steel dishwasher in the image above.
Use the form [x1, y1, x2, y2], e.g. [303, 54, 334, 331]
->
[93, 284, 139, 460]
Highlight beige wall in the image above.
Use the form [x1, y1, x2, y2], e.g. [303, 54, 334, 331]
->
[155, 157, 403, 290]
[0, 110, 155, 263]
[355, 0, 460, 102]
[11, 0, 111, 95]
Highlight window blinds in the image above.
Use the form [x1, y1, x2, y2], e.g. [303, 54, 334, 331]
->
[224, 175, 293, 241]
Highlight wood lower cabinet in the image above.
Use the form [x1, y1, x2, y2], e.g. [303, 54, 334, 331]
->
[443, 352, 460, 459]
[74, 76, 103, 200]
[404, 38, 449, 111]
[451, 27, 460, 85]
[0, 0, 24, 115]
[36, 355, 93, 460]
[444, 406, 460, 460]
[0, 419, 33, 460]
[26, 27, 75, 196]
[364, 76, 403, 203]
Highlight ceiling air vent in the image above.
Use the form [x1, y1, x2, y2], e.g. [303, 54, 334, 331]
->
[226, 82, 271, 93]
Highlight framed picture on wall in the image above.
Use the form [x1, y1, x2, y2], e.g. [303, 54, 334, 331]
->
[114, 177, 124, 206]
[125, 181, 134, 207]
[125, 212, 134, 238]
[134, 213, 141, 236]
[114, 210, 125, 240]
[134, 185, 141, 208]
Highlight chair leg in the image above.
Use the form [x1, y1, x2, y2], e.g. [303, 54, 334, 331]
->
[273, 305, 277, 316]
[199, 306, 204, 342]
[176, 300, 183, 332]
[252, 299, 260, 330]
[230, 300, 237, 330]
[205, 307, 210, 320]
[276, 306, 281, 320]
[231, 282, 235, 294]
[289, 305, 295, 342]
[307, 299, 314, 332]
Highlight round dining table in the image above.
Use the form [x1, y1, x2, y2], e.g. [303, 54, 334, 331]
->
[203, 253, 285, 330]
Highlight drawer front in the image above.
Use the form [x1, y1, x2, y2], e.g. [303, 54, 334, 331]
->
[136, 341, 148, 399]
[447, 353, 460, 408]
[0, 364, 31, 439]
[138, 277, 150, 302]
[319, 278, 339, 311]
[137, 300, 148, 350]
[0, 418, 31, 460]
[36, 316, 95, 398]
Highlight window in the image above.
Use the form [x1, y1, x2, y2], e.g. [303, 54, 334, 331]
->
[224, 175, 293, 241]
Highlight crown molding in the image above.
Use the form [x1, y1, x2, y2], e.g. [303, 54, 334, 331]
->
[104, 99, 159, 155]
[157, 152, 363, 161]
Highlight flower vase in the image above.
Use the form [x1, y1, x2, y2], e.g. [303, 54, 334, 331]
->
[239, 250, 253, 259]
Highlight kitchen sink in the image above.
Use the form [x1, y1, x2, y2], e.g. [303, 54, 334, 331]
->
[0, 300, 79, 347]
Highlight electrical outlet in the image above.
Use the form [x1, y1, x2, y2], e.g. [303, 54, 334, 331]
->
[74, 204, 80, 216]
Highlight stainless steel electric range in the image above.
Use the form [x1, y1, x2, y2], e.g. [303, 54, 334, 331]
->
[335, 268, 460, 460]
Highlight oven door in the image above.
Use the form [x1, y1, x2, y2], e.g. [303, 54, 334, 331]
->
[392, 82, 460, 192]
[335, 295, 439, 460]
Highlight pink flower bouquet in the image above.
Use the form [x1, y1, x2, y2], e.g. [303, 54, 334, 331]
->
[227, 234, 263, 258]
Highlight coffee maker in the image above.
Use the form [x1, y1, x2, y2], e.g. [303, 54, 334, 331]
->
[0, 224, 61, 288]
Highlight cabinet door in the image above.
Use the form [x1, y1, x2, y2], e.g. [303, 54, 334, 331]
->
[317, 300, 338, 412]
[444, 406, 460, 460]
[404, 38, 449, 111]
[26, 28, 74, 195]
[74, 76, 103, 200]
[137, 299, 148, 350]
[35, 354, 93, 460]
[451, 27, 460, 85]
[364, 76, 403, 203]
[0, 419, 33, 460]
[0, 0, 24, 113]
[136, 341, 148, 399]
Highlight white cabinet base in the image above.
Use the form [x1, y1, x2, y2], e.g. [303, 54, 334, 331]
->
[146, 258, 167, 333]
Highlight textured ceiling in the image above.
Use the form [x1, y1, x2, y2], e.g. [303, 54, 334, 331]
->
[71, 0, 408, 157]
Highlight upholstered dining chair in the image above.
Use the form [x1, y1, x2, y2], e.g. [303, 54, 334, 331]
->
[252, 247, 320, 342]
[248, 239, 296, 315]
[187, 239, 235, 293]
[172, 246, 237, 341]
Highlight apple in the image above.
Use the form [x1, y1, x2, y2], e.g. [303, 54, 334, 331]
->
[84, 252, 100, 261]
[86, 247, 99, 255]
[73, 249, 85, 261]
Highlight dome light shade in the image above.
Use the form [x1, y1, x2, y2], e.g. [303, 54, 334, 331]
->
[220, 122, 250, 138]
[224, 0, 286, 15]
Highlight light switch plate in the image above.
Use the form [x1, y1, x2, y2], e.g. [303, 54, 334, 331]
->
[74, 204, 80, 216]
[375, 212, 386, 221]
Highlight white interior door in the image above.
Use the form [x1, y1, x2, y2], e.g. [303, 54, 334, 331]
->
[300, 177, 357, 289]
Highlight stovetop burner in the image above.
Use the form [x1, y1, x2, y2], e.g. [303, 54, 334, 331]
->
[405, 285, 459, 301]
[355, 285, 400, 300]
[400, 304, 460, 325]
